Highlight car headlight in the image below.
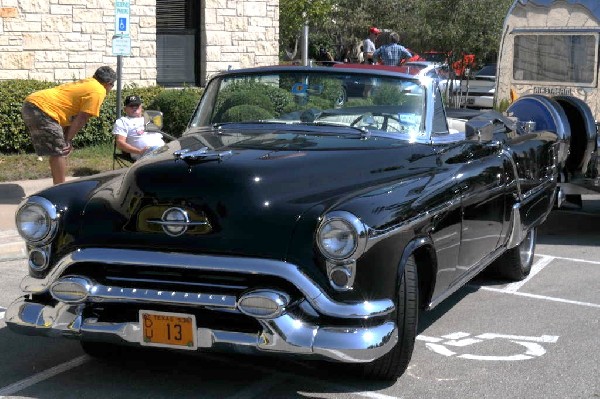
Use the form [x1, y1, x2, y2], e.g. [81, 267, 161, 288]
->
[316, 211, 368, 261]
[15, 196, 58, 244]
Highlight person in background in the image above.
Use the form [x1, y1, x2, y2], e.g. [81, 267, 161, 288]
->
[338, 46, 353, 63]
[373, 32, 412, 66]
[316, 46, 335, 65]
[113, 95, 165, 160]
[362, 27, 380, 64]
[21, 66, 117, 185]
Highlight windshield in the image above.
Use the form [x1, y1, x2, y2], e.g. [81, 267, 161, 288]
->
[189, 69, 425, 138]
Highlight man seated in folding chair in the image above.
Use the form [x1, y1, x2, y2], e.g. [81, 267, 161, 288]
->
[112, 95, 165, 163]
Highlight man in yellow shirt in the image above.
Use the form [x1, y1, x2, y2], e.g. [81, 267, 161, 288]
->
[21, 66, 117, 184]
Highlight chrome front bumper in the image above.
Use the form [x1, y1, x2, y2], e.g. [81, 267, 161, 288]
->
[6, 248, 398, 363]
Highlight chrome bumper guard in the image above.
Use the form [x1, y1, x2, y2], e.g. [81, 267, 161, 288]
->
[6, 248, 398, 363]
[6, 296, 397, 363]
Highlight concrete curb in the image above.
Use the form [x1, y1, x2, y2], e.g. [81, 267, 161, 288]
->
[0, 229, 26, 260]
[0, 177, 60, 259]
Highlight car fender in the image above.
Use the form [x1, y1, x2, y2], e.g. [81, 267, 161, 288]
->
[397, 235, 437, 309]
[507, 94, 571, 168]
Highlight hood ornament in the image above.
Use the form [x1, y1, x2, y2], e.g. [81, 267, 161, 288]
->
[174, 147, 232, 163]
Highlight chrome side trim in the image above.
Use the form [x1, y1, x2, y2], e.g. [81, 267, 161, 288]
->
[500, 149, 523, 201]
[428, 244, 506, 309]
[20, 248, 394, 319]
[6, 298, 397, 363]
[507, 179, 555, 249]
[364, 197, 460, 252]
[506, 203, 523, 249]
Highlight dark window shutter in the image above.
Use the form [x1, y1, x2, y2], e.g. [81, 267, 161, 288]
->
[156, 0, 199, 85]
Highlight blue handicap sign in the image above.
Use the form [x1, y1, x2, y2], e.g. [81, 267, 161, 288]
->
[291, 82, 307, 94]
[119, 17, 127, 32]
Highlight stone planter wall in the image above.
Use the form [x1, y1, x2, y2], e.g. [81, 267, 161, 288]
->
[202, 0, 279, 85]
[0, 0, 279, 86]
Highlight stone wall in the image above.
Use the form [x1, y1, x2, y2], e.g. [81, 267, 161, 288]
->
[0, 0, 157, 85]
[202, 0, 279, 85]
[0, 0, 280, 87]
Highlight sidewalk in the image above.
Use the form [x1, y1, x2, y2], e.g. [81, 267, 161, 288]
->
[0, 177, 58, 260]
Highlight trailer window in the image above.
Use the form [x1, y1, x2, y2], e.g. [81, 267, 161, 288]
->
[513, 34, 597, 84]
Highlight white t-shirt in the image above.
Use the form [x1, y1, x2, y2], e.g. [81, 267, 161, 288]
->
[113, 116, 165, 159]
[363, 38, 376, 63]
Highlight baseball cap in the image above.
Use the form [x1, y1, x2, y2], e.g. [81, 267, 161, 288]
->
[125, 95, 142, 106]
[369, 27, 381, 35]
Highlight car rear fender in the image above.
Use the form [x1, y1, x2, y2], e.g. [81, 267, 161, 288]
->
[507, 94, 571, 168]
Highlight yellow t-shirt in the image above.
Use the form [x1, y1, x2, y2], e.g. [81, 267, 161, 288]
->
[25, 77, 107, 126]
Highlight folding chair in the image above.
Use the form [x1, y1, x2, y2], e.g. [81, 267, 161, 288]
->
[112, 137, 134, 169]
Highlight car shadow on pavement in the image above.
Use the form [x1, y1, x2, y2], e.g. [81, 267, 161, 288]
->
[82, 346, 398, 393]
[418, 284, 479, 335]
[537, 206, 600, 246]
[0, 183, 26, 205]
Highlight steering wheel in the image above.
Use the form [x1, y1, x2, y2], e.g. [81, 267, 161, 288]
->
[351, 113, 405, 132]
[350, 113, 376, 127]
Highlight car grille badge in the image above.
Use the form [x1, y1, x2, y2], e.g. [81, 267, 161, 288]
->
[144, 207, 212, 236]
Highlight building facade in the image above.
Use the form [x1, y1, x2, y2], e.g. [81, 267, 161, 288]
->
[0, 0, 279, 87]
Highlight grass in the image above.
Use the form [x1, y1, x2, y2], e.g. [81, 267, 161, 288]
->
[0, 143, 116, 182]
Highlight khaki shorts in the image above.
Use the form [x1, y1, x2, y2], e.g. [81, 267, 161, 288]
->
[21, 101, 66, 156]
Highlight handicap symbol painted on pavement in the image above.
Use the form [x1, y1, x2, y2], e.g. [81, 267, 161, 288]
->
[417, 332, 559, 361]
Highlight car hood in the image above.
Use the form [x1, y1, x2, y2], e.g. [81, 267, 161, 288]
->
[74, 127, 438, 260]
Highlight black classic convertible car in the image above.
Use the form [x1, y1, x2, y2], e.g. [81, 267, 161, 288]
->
[7, 66, 561, 380]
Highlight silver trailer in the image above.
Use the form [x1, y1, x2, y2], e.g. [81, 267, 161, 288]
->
[496, 0, 600, 205]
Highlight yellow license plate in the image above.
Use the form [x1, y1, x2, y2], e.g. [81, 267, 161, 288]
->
[139, 310, 197, 350]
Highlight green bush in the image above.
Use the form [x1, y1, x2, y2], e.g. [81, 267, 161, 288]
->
[146, 87, 203, 137]
[0, 79, 201, 154]
[221, 105, 273, 122]
[215, 81, 294, 118]
[372, 85, 406, 106]
[214, 91, 275, 122]
[0, 80, 55, 153]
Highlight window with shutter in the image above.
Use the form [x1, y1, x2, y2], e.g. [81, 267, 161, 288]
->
[156, 0, 199, 86]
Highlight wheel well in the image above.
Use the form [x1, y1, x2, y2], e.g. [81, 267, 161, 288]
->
[412, 245, 436, 310]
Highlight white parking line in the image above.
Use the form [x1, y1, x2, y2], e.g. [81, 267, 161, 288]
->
[473, 253, 600, 308]
[479, 287, 600, 308]
[0, 355, 89, 398]
[547, 255, 600, 265]
[504, 255, 554, 292]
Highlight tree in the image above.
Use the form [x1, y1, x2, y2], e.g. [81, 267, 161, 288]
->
[279, 0, 514, 65]
[279, 0, 336, 60]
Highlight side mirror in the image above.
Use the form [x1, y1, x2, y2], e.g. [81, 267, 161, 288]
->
[144, 110, 163, 131]
[465, 119, 494, 142]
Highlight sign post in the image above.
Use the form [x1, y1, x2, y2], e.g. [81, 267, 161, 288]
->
[112, 0, 131, 118]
